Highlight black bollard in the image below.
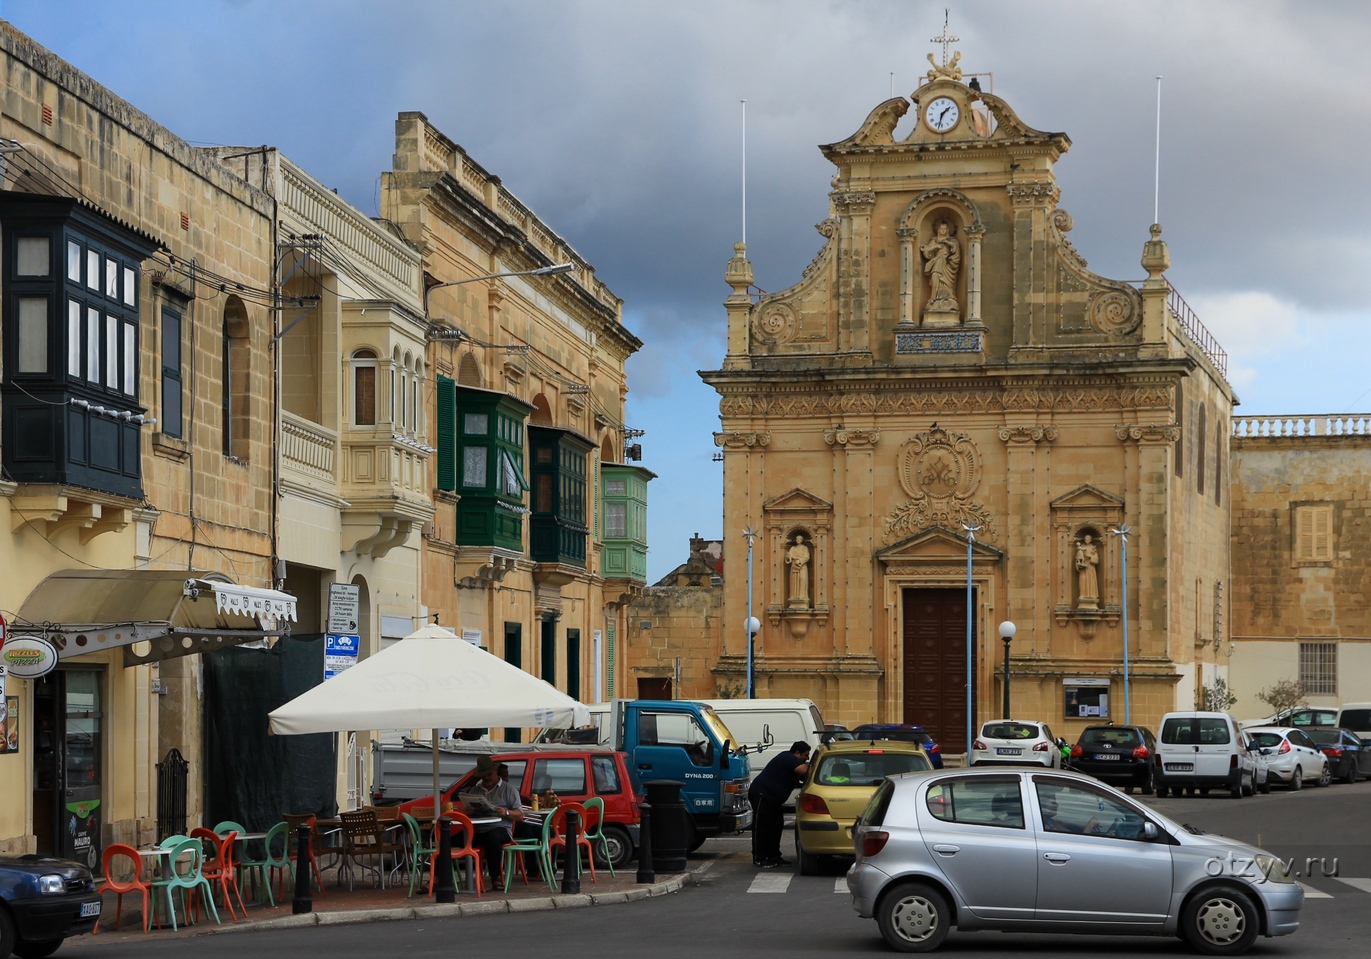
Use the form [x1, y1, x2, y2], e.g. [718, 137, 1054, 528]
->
[560, 808, 581, 894]
[292, 824, 313, 915]
[433, 817, 456, 903]
[635, 803, 655, 884]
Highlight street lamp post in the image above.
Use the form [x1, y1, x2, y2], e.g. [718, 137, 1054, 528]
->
[1110, 524, 1133, 725]
[743, 526, 760, 699]
[423, 262, 574, 321]
[999, 620, 1016, 719]
[962, 523, 980, 759]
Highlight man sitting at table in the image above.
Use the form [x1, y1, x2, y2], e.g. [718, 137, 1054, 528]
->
[469, 756, 529, 888]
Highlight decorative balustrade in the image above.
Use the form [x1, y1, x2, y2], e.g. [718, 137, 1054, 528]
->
[281, 412, 338, 480]
[1165, 280, 1228, 378]
[1232, 415, 1371, 438]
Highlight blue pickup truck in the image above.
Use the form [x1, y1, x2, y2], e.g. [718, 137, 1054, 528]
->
[0, 854, 102, 957]
[609, 699, 754, 849]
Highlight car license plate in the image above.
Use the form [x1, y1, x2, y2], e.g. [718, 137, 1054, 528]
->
[1093, 754, 1120, 761]
[80, 901, 101, 918]
[996, 747, 1022, 755]
[1165, 763, 1194, 772]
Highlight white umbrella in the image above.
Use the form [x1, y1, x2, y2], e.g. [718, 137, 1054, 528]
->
[268, 623, 590, 816]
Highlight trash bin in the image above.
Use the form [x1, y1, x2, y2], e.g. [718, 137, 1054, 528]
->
[644, 780, 687, 873]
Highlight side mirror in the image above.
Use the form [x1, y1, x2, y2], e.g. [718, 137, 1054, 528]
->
[1143, 822, 1159, 841]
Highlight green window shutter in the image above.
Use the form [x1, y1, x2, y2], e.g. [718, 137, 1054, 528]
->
[436, 376, 456, 490]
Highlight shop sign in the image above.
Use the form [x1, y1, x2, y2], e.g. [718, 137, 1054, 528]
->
[2, 635, 58, 679]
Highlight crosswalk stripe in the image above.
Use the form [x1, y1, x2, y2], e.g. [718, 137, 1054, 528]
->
[1298, 882, 1332, 899]
[834, 877, 847, 894]
[748, 873, 793, 893]
[1335, 877, 1371, 894]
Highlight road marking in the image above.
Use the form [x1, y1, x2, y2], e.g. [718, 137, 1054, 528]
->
[692, 861, 715, 877]
[1335, 877, 1371, 894]
[749, 873, 793, 893]
[1298, 882, 1332, 899]
[834, 877, 848, 894]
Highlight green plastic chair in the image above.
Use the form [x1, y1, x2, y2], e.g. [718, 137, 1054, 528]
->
[501, 814, 556, 893]
[149, 838, 220, 931]
[212, 820, 248, 838]
[580, 797, 616, 877]
[402, 813, 440, 898]
[239, 821, 289, 906]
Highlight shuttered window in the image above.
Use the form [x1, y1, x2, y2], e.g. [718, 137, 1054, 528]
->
[1294, 504, 1333, 563]
[436, 376, 456, 490]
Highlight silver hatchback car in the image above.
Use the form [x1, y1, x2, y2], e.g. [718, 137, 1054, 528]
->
[848, 768, 1301, 954]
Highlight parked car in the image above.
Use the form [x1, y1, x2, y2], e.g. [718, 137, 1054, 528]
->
[821, 723, 855, 744]
[1335, 702, 1371, 739]
[848, 767, 1303, 955]
[851, 724, 944, 768]
[396, 748, 641, 867]
[794, 739, 932, 875]
[1067, 724, 1156, 793]
[1305, 727, 1371, 784]
[970, 720, 1061, 769]
[1243, 732, 1273, 794]
[1244, 727, 1332, 790]
[1154, 711, 1254, 798]
[0, 854, 102, 958]
[1301, 726, 1370, 784]
[1239, 707, 1337, 729]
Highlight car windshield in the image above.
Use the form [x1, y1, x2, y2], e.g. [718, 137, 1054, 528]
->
[1080, 728, 1141, 746]
[697, 705, 737, 752]
[1247, 731, 1284, 748]
[815, 751, 930, 786]
[982, 722, 1039, 741]
[1306, 728, 1344, 745]
[1161, 717, 1231, 745]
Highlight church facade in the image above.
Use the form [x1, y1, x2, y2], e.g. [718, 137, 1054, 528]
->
[698, 57, 1235, 752]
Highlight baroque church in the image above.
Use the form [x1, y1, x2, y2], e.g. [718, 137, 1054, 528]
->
[689, 47, 1239, 754]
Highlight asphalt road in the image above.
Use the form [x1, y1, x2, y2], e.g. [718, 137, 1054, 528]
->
[65, 780, 1371, 958]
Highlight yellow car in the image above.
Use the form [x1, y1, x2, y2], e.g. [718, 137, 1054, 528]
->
[794, 739, 932, 874]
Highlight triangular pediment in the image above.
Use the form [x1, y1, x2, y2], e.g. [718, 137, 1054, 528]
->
[876, 525, 1003, 564]
[1050, 484, 1125, 510]
[762, 488, 833, 512]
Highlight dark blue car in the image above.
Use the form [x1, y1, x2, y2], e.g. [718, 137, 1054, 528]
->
[850, 724, 944, 768]
[0, 855, 101, 957]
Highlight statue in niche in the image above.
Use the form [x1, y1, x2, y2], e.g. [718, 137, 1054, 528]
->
[921, 220, 961, 325]
[785, 533, 812, 609]
[1075, 534, 1100, 610]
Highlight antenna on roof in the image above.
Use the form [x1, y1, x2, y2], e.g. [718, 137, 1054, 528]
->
[1153, 76, 1163, 225]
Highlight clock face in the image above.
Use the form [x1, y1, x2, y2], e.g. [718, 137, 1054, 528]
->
[925, 97, 960, 133]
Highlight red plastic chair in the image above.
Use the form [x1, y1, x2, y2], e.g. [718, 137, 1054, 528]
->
[429, 811, 484, 897]
[547, 803, 597, 882]
[281, 813, 328, 897]
[191, 827, 246, 921]
[98, 844, 152, 933]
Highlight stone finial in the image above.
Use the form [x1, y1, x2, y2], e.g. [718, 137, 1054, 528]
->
[1141, 223, 1170, 279]
[726, 241, 754, 294]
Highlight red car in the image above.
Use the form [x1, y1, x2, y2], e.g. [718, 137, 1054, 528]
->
[397, 748, 641, 868]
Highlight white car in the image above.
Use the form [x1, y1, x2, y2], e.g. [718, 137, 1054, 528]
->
[1238, 707, 1337, 729]
[970, 719, 1061, 768]
[1244, 726, 1331, 790]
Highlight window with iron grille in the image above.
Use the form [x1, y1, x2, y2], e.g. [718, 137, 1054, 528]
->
[1298, 642, 1337, 696]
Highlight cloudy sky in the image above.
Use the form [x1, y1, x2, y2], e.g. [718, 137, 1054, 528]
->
[10, 0, 1370, 581]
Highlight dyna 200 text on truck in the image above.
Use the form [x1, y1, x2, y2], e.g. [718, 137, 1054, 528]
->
[609, 699, 754, 849]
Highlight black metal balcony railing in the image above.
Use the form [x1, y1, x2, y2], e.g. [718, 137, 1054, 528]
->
[1165, 280, 1228, 377]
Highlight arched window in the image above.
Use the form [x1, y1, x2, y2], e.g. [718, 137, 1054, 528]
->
[531, 393, 554, 426]
[600, 434, 615, 464]
[403, 351, 414, 432]
[222, 295, 250, 461]
[1197, 403, 1207, 495]
[353, 349, 378, 426]
[413, 358, 424, 436]
[457, 351, 483, 387]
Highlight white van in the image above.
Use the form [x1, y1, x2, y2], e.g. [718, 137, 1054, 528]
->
[1335, 702, 1371, 738]
[1155, 710, 1255, 799]
[536, 698, 827, 785]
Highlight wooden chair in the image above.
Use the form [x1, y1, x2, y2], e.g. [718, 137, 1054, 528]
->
[338, 809, 404, 891]
[281, 813, 328, 896]
[98, 844, 151, 933]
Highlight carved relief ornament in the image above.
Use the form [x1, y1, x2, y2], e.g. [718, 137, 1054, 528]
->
[1115, 424, 1180, 444]
[824, 428, 881, 448]
[716, 386, 1174, 419]
[1088, 290, 1142, 335]
[753, 303, 798, 345]
[831, 190, 877, 212]
[997, 425, 1059, 445]
[714, 431, 771, 449]
[882, 426, 997, 544]
[1005, 182, 1061, 206]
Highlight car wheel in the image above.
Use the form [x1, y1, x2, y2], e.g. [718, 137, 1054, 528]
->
[0, 908, 16, 959]
[686, 820, 706, 853]
[1155, 783, 1169, 798]
[1288, 767, 1302, 791]
[1317, 762, 1332, 787]
[877, 881, 952, 953]
[1241, 780, 1253, 797]
[1259, 776, 1271, 795]
[1229, 778, 1243, 799]
[1181, 886, 1260, 956]
[13, 939, 65, 959]
[1344, 763, 1359, 785]
[1141, 769, 1155, 795]
[1200, 787, 1210, 797]
[796, 835, 819, 877]
[597, 825, 634, 869]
